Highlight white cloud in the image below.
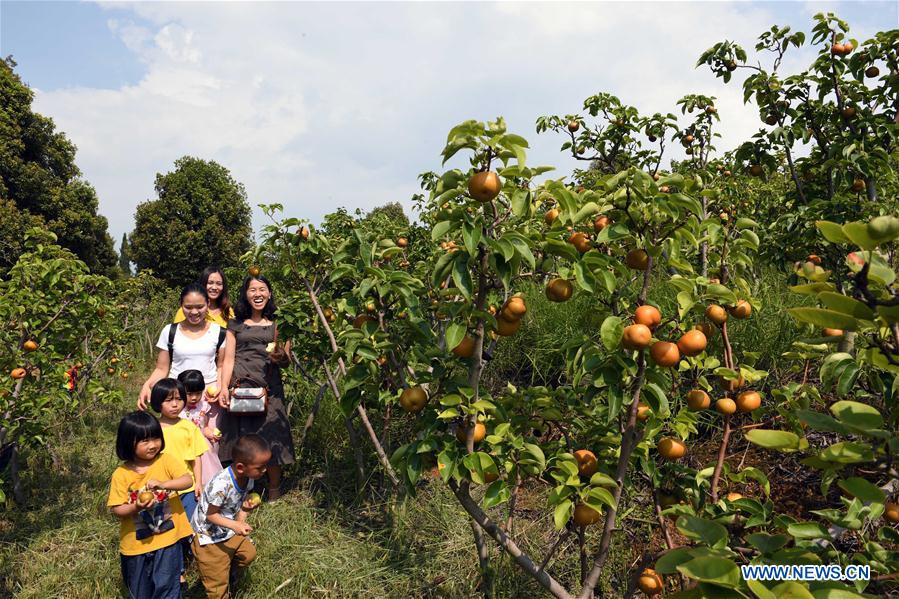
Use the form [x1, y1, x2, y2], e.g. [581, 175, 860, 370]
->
[27, 1, 896, 244]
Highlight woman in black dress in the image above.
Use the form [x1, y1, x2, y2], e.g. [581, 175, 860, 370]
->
[218, 275, 295, 499]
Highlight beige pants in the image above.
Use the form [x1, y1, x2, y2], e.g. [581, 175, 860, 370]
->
[192, 534, 257, 599]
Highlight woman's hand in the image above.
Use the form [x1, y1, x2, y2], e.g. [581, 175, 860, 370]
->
[137, 386, 151, 411]
[219, 388, 230, 408]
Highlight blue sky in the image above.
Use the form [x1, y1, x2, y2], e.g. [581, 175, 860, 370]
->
[2, 1, 896, 245]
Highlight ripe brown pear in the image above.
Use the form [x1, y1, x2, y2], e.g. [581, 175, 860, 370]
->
[399, 386, 428, 413]
[650, 341, 680, 367]
[729, 300, 752, 319]
[568, 232, 592, 254]
[851, 178, 865, 193]
[622, 324, 652, 351]
[705, 304, 728, 325]
[677, 330, 707, 357]
[823, 328, 844, 338]
[636, 402, 651, 421]
[23, 340, 38, 352]
[573, 502, 602, 526]
[546, 278, 573, 302]
[452, 336, 476, 359]
[593, 215, 610, 232]
[634, 305, 661, 329]
[544, 208, 559, 225]
[637, 568, 664, 595]
[865, 65, 880, 78]
[720, 375, 745, 393]
[501, 297, 527, 321]
[658, 437, 686, 460]
[468, 171, 502, 202]
[715, 398, 737, 415]
[625, 249, 650, 270]
[456, 422, 486, 444]
[496, 316, 521, 336]
[567, 120, 580, 132]
[396, 237, 408, 248]
[736, 390, 761, 412]
[885, 501, 899, 523]
[574, 449, 598, 476]
[726, 492, 744, 502]
[686, 389, 711, 410]
[11, 368, 26, 380]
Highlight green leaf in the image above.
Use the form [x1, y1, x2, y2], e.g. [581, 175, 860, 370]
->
[838, 477, 885, 503]
[787, 308, 859, 332]
[643, 383, 670, 418]
[483, 479, 511, 509]
[446, 323, 465, 353]
[431, 220, 454, 241]
[816, 292, 875, 320]
[573, 202, 600, 224]
[818, 442, 874, 464]
[600, 316, 624, 351]
[452, 253, 473, 299]
[745, 429, 801, 452]
[654, 548, 694, 574]
[553, 499, 573, 530]
[841, 222, 879, 250]
[676, 557, 741, 588]
[746, 533, 789, 554]
[462, 220, 482, 256]
[787, 522, 830, 539]
[830, 401, 882, 429]
[676, 515, 729, 548]
[816, 221, 850, 244]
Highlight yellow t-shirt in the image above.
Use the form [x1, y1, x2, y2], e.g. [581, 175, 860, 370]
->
[161, 419, 210, 494]
[107, 453, 194, 556]
[173, 307, 234, 328]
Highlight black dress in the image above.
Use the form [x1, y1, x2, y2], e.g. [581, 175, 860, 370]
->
[217, 320, 295, 466]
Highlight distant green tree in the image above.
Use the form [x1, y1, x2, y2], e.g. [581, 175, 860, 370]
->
[129, 156, 253, 288]
[0, 58, 117, 274]
[362, 201, 409, 229]
[118, 233, 131, 276]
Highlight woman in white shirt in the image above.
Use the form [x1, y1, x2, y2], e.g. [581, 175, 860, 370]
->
[137, 283, 227, 410]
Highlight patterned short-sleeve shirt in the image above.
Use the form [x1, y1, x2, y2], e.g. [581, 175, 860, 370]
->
[191, 466, 253, 546]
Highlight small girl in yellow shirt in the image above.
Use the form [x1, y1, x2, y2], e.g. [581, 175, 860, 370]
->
[107, 411, 193, 598]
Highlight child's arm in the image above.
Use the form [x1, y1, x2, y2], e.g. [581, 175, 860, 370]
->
[193, 459, 202, 498]
[110, 493, 156, 518]
[206, 504, 253, 536]
[146, 472, 192, 493]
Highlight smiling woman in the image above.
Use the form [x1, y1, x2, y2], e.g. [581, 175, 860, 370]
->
[173, 266, 235, 328]
[218, 274, 295, 501]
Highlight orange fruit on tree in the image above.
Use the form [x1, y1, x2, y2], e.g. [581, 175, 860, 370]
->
[625, 249, 649, 270]
[726, 492, 744, 502]
[851, 178, 865, 193]
[720, 375, 745, 392]
[807, 254, 822, 266]
[23, 340, 38, 352]
[736, 390, 761, 412]
[567, 232, 591, 254]
[634, 305, 661, 329]
[823, 328, 844, 337]
[705, 304, 728, 325]
[496, 316, 521, 336]
[686, 389, 710, 410]
[567, 120, 580, 132]
[452, 336, 476, 359]
[574, 449, 598, 476]
[694, 322, 715, 338]
[677, 330, 707, 357]
[544, 208, 559, 225]
[622, 324, 652, 350]
[637, 568, 664, 595]
[573, 502, 602, 527]
[400, 385, 428, 414]
[456, 421, 487, 444]
[885, 502, 899, 523]
[593, 215, 610, 232]
[636, 402, 651, 421]
[715, 398, 737, 415]
[729, 300, 752, 319]
[749, 164, 764, 177]
[658, 437, 686, 460]
[468, 171, 502, 202]
[396, 237, 408, 248]
[248, 265, 261, 277]
[501, 296, 527, 321]
[546, 278, 573, 302]
[11, 367, 26, 380]
[650, 341, 680, 367]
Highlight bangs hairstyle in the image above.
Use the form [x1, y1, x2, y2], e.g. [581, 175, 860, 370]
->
[150, 378, 186, 413]
[180, 282, 208, 305]
[177, 369, 206, 393]
[233, 275, 277, 322]
[232, 434, 271, 465]
[199, 266, 231, 318]
[116, 411, 164, 461]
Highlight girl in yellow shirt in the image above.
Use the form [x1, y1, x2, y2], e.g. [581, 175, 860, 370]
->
[107, 411, 193, 598]
[173, 267, 235, 328]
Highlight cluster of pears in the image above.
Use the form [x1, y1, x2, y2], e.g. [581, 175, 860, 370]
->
[571, 449, 603, 527]
[621, 304, 709, 368]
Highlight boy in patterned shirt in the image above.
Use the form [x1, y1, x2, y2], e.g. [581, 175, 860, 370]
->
[191, 434, 271, 598]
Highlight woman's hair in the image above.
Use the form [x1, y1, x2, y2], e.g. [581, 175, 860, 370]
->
[177, 369, 205, 394]
[199, 266, 231, 318]
[180, 282, 208, 305]
[150, 378, 186, 413]
[233, 275, 277, 322]
[116, 411, 165, 461]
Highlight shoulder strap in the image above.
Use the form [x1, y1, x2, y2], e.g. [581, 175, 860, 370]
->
[216, 326, 226, 352]
[167, 323, 178, 364]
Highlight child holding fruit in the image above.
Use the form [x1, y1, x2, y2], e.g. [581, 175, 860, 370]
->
[191, 434, 271, 599]
[150, 378, 211, 521]
[177, 369, 223, 486]
[107, 411, 194, 598]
